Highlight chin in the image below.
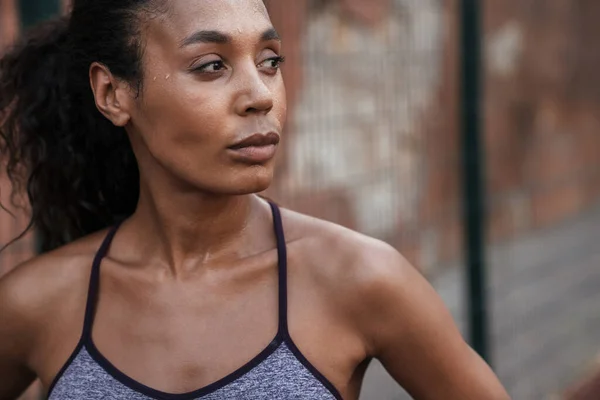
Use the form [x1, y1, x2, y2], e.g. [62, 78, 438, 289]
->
[224, 169, 274, 195]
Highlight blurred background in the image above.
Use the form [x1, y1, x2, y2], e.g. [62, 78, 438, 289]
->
[2, 0, 600, 399]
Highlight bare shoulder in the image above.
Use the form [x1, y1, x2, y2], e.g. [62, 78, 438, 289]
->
[279, 207, 418, 335]
[280, 206, 448, 352]
[0, 230, 107, 306]
[0, 230, 108, 358]
[280, 206, 413, 288]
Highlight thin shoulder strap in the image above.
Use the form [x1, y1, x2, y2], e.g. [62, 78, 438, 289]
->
[81, 222, 123, 340]
[269, 202, 289, 337]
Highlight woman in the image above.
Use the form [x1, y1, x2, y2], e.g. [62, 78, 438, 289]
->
[0, 0, 510, 399]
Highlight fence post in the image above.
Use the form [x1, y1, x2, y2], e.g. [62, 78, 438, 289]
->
[460, 0, 490, 363]
[18, 0, 61, 29]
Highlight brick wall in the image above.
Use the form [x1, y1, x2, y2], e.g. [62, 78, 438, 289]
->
[0, 0, 18, 49]
[267, 0, 467, 273]
[269, 0, 457, 273]
[483, 0, 600, 241]
[268, 0, 600, 273]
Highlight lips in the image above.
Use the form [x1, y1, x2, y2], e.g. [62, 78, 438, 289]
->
[228, 132, 280, 150]
[227, 131, 280, 164]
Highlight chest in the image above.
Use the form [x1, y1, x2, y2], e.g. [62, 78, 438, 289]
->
[40, 260, 365, 399]
[88, 267, 280, 392]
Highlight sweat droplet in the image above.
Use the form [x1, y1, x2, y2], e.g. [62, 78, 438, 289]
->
[153, 76, 157, 81]
[165, 74, 170, 79]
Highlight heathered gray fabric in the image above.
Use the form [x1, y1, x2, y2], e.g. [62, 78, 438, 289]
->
[49, 342, 339, 400]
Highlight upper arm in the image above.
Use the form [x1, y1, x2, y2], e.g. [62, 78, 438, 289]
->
[353, 243, 510, 400]
[0, 265, 41, 400]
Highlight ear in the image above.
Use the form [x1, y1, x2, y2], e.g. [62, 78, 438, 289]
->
[89, 62, 132, 127]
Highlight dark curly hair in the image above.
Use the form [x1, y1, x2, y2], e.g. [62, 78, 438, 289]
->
[0, 0, 167, 253]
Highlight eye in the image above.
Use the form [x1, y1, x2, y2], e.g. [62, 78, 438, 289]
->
[194, 60, 227, 73]
[258, 56, 286, 72]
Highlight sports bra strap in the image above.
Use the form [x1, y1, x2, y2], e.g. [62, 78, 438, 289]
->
[268, 202, 289, 338]
[82, 221, 123, 340]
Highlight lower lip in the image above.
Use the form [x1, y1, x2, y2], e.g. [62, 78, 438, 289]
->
[227, 144, 278, 164]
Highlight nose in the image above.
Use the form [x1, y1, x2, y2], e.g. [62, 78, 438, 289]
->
[234, 68, 274, 116]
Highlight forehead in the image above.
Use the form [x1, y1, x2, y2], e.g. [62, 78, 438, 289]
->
[153, 0, 271, 40]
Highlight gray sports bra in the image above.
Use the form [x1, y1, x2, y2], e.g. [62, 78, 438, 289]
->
[47, 203, 342, 399]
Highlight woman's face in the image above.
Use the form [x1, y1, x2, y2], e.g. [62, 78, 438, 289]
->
[128, 0, 286, 195]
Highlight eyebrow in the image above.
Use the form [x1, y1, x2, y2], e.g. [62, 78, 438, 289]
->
[180, 27, 281, 48]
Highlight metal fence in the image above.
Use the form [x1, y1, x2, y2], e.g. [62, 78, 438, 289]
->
[2, 0, 600, 399]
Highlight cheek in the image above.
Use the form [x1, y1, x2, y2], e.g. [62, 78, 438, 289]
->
[144, 81, 227, 139]
[134, 83, 230, 170]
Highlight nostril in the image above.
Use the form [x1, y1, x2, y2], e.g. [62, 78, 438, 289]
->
[246, 104, 273, 114]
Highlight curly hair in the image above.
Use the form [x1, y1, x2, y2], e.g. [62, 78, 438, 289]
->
[0, 0, 166, 253]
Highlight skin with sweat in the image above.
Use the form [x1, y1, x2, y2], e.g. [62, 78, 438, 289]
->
[0, 1, 510, 399]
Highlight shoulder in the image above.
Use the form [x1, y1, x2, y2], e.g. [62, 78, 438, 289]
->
[281, 205, 413, 285]
[280, 207, 419, 342]
[0, 230, 106, 309]
[0, 230, 107, 361]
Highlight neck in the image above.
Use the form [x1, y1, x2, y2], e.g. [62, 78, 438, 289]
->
[127, 184, 264, 276]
